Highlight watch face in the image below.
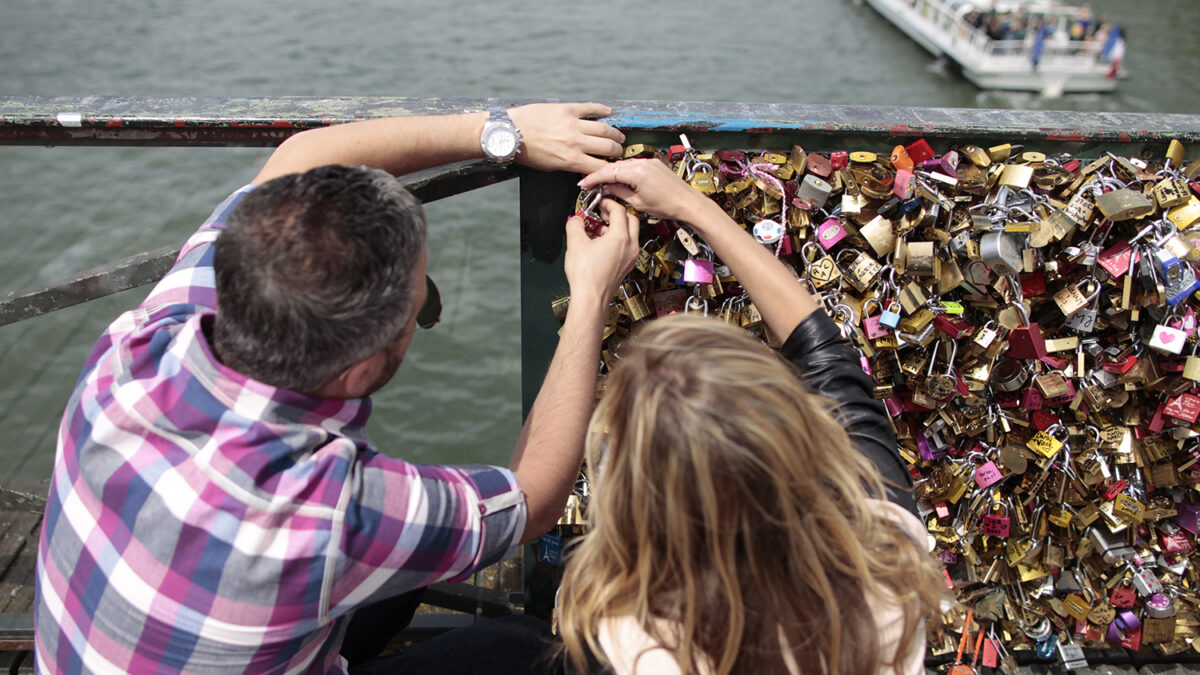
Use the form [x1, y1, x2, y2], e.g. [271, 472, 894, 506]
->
[485, 128, 517, 158]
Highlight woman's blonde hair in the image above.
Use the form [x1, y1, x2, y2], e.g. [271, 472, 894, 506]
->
[557, 313, 945, 675]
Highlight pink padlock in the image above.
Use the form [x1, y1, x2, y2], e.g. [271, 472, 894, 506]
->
[974, 460, 1004, 489]
[893, 169, 915, 199]
[884, 395, 904, 417]
[1021, 386, 1044, 411]
[1045, 381, 1077, 406]
[816, 217, 848, 251]
[682, 258, 714, 284]
[862, 298, 891, 340]
[982, 504, 1011, 538]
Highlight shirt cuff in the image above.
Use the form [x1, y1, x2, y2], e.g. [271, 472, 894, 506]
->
[458, 465, 528, 571]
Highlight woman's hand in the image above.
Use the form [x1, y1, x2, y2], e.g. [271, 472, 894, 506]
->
[577, 158, 714, 225]
[509, 103, 626, 175]
[564, 198, 640, 304]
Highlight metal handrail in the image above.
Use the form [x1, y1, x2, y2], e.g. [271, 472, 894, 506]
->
[2, 96, 1197, 146]
[0, 159, 515, 325]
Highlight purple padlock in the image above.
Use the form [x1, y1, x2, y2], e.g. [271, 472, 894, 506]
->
[816, 217, 847, 251]
[682, 258, 714, 284]
[1176, 501, 1200, 535]
[1146, 593, 1176, 618]
[1113, 609, 1141, 636]
[916, 433, 946, 461]
[937, 150, 960, 179]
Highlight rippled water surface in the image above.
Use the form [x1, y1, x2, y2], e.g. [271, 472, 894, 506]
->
[1, 0, 1197, 490]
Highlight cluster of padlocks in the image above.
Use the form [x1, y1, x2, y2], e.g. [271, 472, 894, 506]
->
[544, 134, 1200, 668]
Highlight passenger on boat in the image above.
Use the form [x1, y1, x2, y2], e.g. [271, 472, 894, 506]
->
[555, 159, 948, 675]
[34, 103, 632, 674]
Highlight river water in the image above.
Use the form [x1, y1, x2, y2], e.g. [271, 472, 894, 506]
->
[0, 0, 1196, 491]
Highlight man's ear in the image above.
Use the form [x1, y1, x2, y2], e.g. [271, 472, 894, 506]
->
[316, 351, 386, 399]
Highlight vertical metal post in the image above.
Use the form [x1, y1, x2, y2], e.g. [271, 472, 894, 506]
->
[518, 167, 580, 619]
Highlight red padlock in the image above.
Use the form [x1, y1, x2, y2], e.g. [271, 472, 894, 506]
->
[1031, 409, 1058, 431]
[1148, 402, 1167, 433]
[905, 138, 935, 164]
[575, 210, 606, 237]
[1160, 530, 1194, 554]
[1021, 387, 1045, 411]
[1120, 626, 1142, 651]
[1165, 393, 1200, 423]
[830, 151, 849, 172]
[1040, 354, 1071, 370]
[1110, 583, 1136, 609]
[934, 314, 974, 339]
[1102, 354, 1138, 374]
[1103, 480, 1129, 501]
[805, 153, 832, 177]
[1008, 323, 1048, 359]
[1019, 272, 1047, 296]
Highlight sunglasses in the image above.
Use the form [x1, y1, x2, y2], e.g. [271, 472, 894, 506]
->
[417, 275, 442, 330]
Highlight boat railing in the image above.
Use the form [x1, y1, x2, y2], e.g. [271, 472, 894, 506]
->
[2, 96, 1199, 663]
[909, 0, 1107, 61]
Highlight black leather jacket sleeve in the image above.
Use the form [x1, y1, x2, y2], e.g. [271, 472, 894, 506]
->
[780, 311, 918, 517]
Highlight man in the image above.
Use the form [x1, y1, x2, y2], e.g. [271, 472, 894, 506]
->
[35, 102, 637, 673]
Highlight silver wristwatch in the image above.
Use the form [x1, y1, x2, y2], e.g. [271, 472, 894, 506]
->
[480, 107, 523, 165]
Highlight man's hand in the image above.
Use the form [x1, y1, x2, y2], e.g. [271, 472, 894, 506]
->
[577, 158, 715, 226]
[564, 198, 640, 303]
[509, 103, 626, 175]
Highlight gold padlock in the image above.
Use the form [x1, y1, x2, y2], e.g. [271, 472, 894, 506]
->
[1059, 190, 1095, 230]
[987, 143, 1012, 163]
[622, 144, 658, 159]
[788, 145, 807, 174]
[1062, 592, 1092, 622]
[998, 164, 1033, 189]
[841, 250, 882, 292]
[905, 241, 940, 277]
[1168, 196, 1200, 230]
[959, 144, 991, 167]
[1183, 345, 1200, 381]
[688, 171, 717, 194]
[859, 215, 896, 258]
[1034, 372, 1071, 399]
[1154, 177, 1190, 208]
[1094, 188, 1156, 221]
[897, 281, 929, 314]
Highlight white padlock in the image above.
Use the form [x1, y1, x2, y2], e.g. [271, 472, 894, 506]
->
[1149, 323, 1187, 355]
[752, 219, 785, 245]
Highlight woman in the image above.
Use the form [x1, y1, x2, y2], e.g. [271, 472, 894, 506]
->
[555, 158, 947, 675]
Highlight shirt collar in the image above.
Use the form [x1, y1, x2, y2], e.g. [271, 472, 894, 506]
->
[181, 313, 373, 441]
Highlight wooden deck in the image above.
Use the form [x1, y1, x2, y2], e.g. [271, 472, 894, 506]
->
[0, 503, 42, 673]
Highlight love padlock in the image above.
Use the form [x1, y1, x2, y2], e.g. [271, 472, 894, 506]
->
[982, 503, 1011, 538]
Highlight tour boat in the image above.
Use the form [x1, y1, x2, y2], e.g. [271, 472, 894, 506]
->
[863, 0, 1128, 94]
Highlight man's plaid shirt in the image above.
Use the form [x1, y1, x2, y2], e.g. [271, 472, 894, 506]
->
[35, 186, 526, 674]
